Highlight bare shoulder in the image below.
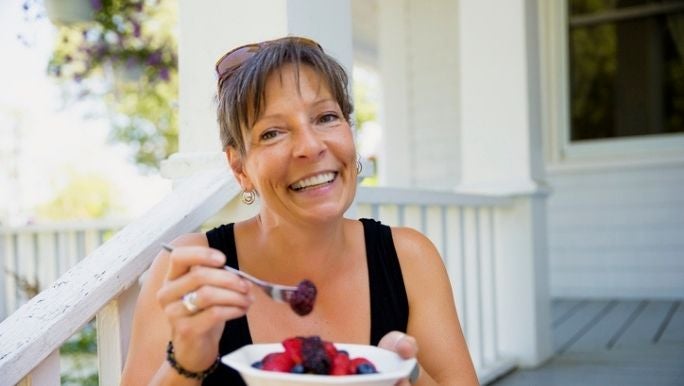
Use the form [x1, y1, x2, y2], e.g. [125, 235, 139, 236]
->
[168, 232, 209, 248]
[389, 226, 449, 295]
[389, 226, 443, 269]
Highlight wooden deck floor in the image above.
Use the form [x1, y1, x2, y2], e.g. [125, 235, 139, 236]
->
[490, 298, 684, 386]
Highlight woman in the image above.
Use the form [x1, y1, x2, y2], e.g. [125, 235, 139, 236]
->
[121, 36, 478, 386]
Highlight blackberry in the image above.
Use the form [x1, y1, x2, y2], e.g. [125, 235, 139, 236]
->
[289, 280, 317, 316]
[301, 336, 330, 374]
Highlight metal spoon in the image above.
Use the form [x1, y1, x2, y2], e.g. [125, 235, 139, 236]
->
[161, 243, 298, 303]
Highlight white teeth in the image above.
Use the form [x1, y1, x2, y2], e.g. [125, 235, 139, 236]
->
[291, 172, 336, 190]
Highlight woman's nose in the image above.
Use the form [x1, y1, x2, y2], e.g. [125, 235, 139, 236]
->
[292, 125, 326, 159]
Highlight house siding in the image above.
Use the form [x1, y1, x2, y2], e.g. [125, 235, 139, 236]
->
[547, 161, 684, 298]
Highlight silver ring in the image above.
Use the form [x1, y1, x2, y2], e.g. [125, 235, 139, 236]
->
[182, 291, 199, 314]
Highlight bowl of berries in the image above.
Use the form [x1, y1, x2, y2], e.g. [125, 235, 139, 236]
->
[221, 336, 417, 386]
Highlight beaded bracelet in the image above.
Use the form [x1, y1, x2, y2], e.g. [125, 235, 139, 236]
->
[166, 341, 220, 380]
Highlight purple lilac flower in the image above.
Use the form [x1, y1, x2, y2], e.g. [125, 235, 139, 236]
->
[159, 67, 169, 81]
[146, 51, 162, 66]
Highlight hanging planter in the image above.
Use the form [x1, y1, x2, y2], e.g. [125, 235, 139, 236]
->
[44, 0, 96, 25]
[45, 0, 176, 86]
[112, 58, 145, 82]
[33, 0, 180, 170]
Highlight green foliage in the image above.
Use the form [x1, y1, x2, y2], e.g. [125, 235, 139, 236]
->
[568, 0, 684, 139]
[61, 373, 99, 386]
[35, 172, 119, 220]
[569, 22, 616, 140]
[46, 0, 178, 171]
[107, 74, 178, 169]
[61, 322, 98, 355]
[61, 322, 98, 386]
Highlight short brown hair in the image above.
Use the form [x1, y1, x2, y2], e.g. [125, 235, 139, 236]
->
[215, 37, 354, 155]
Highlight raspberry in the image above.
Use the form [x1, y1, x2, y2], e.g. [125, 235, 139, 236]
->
[301, 336, 330, 374]
[289, 280, 317, 316]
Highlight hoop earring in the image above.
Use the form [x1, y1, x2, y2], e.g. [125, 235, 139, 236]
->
[356, 157, 363, 175]
[241, 190, 256, 205]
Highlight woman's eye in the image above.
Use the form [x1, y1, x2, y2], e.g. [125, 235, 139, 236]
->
[260, 130, 279, 141]
[319, 113, 340, 124]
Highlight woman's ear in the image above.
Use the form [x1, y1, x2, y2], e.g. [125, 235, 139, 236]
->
[226, 147, 253, 190]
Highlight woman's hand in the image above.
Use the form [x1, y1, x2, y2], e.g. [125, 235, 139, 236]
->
[156, 245, 254, 372]
[378, 331, 419, 386]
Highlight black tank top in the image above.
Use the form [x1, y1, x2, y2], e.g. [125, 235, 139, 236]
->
[202, 218, 408, 385]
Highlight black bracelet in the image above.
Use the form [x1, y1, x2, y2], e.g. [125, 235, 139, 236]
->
[166, 341, 220, 380]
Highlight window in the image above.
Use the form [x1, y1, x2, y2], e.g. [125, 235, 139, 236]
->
[568, 0, 684, 142]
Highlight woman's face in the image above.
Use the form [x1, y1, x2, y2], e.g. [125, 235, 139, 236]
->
[230, 63, 357, 225]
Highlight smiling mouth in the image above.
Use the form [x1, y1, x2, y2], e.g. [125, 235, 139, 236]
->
[290, 172, 337, 191]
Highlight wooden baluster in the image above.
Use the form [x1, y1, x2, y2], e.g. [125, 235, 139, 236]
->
[17, 350, 60, 386]
[0, 231, 12, 319]
[479, 207, 498, 366]
[96, 281, 141, 386]
[462, 206, 481, 369]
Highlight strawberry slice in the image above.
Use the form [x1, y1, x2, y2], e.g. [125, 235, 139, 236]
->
[261, 352, 294, 372]
[331, 352, 351, 375]
[323, 341, 338, 361]
[282, 337, 304, 364]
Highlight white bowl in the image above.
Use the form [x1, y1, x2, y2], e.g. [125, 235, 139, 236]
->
[221, 343, 417, 386]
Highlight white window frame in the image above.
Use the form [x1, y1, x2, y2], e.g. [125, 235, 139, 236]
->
[539, 1, 684, 171]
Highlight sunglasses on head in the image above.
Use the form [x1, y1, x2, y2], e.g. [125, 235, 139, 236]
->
[215, 36, 322, 89]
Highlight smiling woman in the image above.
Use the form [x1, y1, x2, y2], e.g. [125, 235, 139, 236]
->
[227, 63, 357, 225]
[120, 37, 479, 386]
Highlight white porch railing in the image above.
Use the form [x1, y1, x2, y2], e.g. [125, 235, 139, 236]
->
[355, 188, 517, 383]
[0, 220, 128, 320]
[0, 171, 521, 385]
[0, 168, 237, 386]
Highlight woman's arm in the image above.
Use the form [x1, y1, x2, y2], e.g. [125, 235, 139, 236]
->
[392, 227, 479, 386]
[120, 233, 253, 386]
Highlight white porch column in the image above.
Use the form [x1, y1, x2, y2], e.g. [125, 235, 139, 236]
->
[377, 0, 461, 189]
[377, 0, 412, 187]
[162, 0, 353, 179]
[457, 0, 552, 367]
